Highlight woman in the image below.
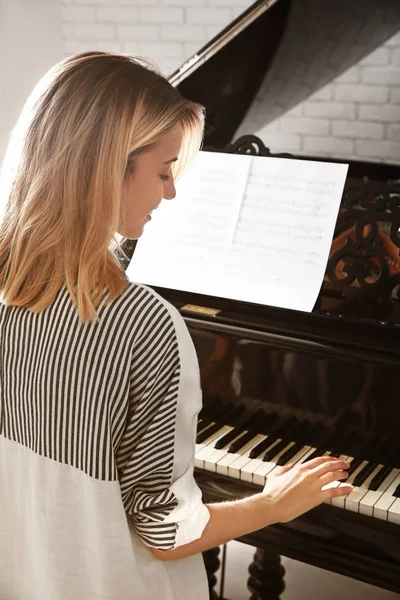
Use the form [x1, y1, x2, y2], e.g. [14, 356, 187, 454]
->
[0, 52, 352, 600]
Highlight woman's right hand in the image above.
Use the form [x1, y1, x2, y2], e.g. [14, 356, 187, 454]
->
[262, 456, 353, 523]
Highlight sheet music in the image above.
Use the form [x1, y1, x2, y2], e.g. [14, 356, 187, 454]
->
[127, 151, 348, 312]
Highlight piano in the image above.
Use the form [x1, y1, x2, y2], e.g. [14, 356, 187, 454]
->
[123, 0, 400, 597]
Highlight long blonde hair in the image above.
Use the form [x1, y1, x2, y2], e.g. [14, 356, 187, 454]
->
[0, 51, 204, 321]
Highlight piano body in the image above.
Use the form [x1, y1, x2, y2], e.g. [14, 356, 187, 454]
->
[137, 139, 400, 598]
[124, 1, 400, 597]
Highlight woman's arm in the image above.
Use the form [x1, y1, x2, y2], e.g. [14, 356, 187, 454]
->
[151, 456, 352, 561]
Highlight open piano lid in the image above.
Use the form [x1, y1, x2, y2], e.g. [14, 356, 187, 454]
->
[124, 0, 400, 354]
[170, 0, 291, 148]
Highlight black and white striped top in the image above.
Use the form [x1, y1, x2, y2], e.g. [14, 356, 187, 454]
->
[0, 282, 210, 600]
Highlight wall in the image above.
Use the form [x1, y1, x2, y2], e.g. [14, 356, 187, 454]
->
[237, 0, 400, 164]
[60, 0, 399, 164]
[61, 0, 253, 76]
[0, 0, 64, 163]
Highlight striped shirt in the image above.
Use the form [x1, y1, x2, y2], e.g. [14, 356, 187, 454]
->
[0, 282, 210, 600]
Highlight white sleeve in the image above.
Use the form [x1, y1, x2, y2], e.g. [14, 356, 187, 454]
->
[117, 288, 210, 550]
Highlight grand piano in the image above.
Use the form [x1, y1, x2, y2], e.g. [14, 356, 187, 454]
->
[123, 0, 400, 597]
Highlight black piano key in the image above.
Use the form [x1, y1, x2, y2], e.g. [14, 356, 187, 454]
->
[347, 457, 363, 477]
[277, 442, 304, 466]
[249, 435, 279, 459]
[306, 448, 325, 462]
[197, 420, 214, 435]
[213, 406, 248, 449]
[249, 414, 301, 460]
[263, 438, 288, 461]
[353, 461, 378, 487]
[214, 408, 264, 450]
[196, 422, 223, 443]
[228, 429, 256, 453]
[214, 427, 241, 449]
[393, 483, 400, 498]
[196, 404, 246, 444]
[368, 465, 393, 491]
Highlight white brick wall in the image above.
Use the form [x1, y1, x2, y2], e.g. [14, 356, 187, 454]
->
[236, 0, 400, 164]
[248, 39, 400, 164]
[60, 0, 400, 165]
[61, 0, 252, 76]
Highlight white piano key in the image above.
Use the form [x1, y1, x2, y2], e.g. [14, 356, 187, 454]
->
[197, 421, 214, 435]
[261, 442, 297, 478]
[373, 472, 400, 521]
[216, 434, 266, 477]
[254, 442, 298, 486]
[277, 444, 313, 468]
[238, 435, 279, 482]
[331, 457, 366, 508]
[253, 460, 280, 487]
[203, 429, 251, 472]
[194, 426, 232, 468]
[388, 498, 400, 525]
[359, 468, 400, 517]
[295, 446, 318, 465]
[200, 425, 233, 448]
[203, 448, 228, 472]
[241, 444, 315, 485]
[344, 464, 383, 513]
[240, 458, 266, 483]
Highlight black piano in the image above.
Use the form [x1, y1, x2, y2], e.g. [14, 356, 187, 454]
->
[123, 0, 400, 597]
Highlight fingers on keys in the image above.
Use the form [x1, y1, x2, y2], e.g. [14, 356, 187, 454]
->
[319, 470, 349, 487]
[304, 456, 350, 476]
[324, 484, 354, 498]
[301, 457, 353, 496]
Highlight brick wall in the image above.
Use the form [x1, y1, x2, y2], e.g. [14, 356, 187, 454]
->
[61, 0, 253, 76]
[237, 0, 400, 165]
[61, 0, 400, 164]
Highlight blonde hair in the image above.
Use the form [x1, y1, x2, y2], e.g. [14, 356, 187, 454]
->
[0, 51, 204, 321]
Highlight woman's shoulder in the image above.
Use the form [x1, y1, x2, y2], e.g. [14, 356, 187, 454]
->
[121, 282, 199, 376]
[116, 281, 185, 336]
[120, 280, 173, 313]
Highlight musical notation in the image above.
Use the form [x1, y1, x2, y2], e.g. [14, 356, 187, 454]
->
[127, 151, 348, 312]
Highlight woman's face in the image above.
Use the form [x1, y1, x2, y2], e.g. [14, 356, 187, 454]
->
[119, 125, 183, 239]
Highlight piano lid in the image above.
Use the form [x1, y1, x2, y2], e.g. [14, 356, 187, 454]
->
[170, 0, 291, 148]
[171, 0, 400, 153]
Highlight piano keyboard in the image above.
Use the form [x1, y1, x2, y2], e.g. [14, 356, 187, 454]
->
[195, 413, 400, 525]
